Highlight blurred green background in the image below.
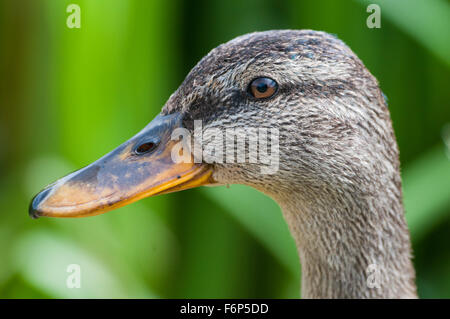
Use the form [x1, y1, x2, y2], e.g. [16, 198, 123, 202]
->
[0, 0, 449, 298]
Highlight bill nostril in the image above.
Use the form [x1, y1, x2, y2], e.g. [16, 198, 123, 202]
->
[29, 187, 52, 219]
[135, 141, 159, 155]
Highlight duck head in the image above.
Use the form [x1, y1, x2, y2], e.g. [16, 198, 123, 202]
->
[30, 30, 392, 219]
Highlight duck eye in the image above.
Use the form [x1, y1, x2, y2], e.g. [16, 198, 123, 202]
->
[248, 77, 278, 99]
[135, 141, 158, 155]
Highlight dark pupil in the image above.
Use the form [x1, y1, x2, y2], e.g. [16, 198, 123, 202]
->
[136, 142, 156, 154]
[256, 82, 268, 93]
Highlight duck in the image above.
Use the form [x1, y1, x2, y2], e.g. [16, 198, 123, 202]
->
[29, 30, 417, 299]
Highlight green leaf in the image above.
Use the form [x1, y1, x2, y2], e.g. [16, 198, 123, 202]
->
[357, 0, 450, 67]
[202, 185, 300, 279]
[13, 230, 157, 298]
[403, 145, 450, 241]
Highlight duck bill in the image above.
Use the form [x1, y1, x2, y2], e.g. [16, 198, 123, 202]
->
[29, 113, 213, 219]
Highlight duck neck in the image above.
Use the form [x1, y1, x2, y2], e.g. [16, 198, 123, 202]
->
[276, 185, 417, 298]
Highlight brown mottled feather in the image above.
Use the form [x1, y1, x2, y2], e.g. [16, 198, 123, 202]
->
[163, 30, 417, 298]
